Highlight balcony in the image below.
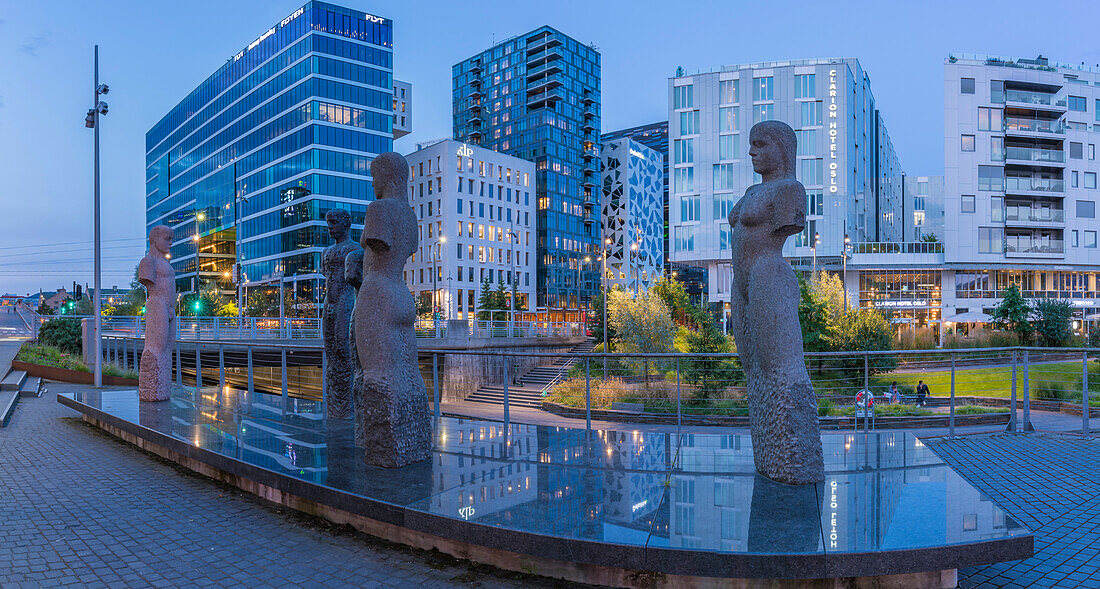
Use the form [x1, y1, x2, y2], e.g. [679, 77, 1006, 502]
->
[1004, 206, 1065, 226]
[467, 103, 482, 114]
[581, 176, 596, 188]
[1004, 237, 1064, 257]
[527, 34, 563, 56]
[469, 88, 484, 100]
[1005, 89, 1067, 112]
[527, 72, 565, 94]
[466, 116, 482, 126]
[468, 77, 481, 88]
[1004, 146, 1065, 166]
[527, 88, 564, 107]
[1005, 117, 1065, 137]
[582, 120, 597, 132]
[468, 63, 482, 74]
[1005, 176, 1064, 195]
[583, 92, 595, 105]
[583, 211, 595, 225]
[527, 61, 563, 80]
[851, 242, 943, 255]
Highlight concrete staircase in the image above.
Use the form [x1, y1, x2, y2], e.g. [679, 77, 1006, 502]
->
[0, 368, 44, 427]
[464, 339, 595, 409]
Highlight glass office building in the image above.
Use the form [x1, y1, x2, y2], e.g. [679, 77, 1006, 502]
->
[145, 2, 394, 310]
[452, 26, 602, 310]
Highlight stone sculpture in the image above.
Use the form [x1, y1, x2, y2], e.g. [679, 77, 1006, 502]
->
[137, 225, 176, 402]
[321, 208, 362, 419]
[352, 152, 432, 467]
[728, 121, 825, 485]
[345, 247, 365, 442]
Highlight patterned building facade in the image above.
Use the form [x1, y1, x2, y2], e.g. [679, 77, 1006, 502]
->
[600, 138, 665, 293]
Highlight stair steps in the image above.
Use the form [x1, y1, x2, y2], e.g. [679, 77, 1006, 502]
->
[463, 339, 595, 408]
[0, 369, 27, 392]
[0, 390, 17, 426]
[18, 376, 41, 398]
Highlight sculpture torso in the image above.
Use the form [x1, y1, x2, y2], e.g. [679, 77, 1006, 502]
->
[323, 238, 361, 329]
[138, 252, 176, 338]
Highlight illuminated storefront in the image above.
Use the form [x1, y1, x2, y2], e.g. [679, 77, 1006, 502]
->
[858, 270, 941, 328]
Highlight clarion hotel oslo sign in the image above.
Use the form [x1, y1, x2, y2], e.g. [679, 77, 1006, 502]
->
[827, 69, 839, 195]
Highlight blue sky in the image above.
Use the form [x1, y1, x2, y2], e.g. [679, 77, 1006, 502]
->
[2, 0, 1099, 295]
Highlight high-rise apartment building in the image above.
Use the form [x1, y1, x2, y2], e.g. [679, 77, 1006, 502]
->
[599, 138, 664, 293]
[668, 58, 904, 311]
[403, 140, 536, 320]
[452, 26, 602, 310]
[941, 54, 1100, 318]
[145, 2, 400, 309]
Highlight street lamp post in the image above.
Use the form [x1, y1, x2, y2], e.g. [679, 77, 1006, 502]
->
[811, 231, 820, 277]
[508, 226, 519, 333]
[575, 256, 590, 326]
[630, 242, 639, 297]
[843, 233, 851, 309]
[85, 46, 109, 387]
[602, 238, 610, 376]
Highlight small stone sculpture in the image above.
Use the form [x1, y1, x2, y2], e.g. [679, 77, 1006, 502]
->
[352, 152, 432, 467]
[321, 208, 362, 419]
[137, 225, 176, 402]
[728, 121, 825, 485]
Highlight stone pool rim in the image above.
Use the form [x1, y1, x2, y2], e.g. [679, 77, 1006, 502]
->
[57, 391, 1033, 587]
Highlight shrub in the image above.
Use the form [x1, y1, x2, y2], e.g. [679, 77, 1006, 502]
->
[1033, 379, 1073, 401]
[39, 318, 82, 354]
[955, 405, 1009, 415]
[16, 343, 89, 372]
[895, 328, 937, 350]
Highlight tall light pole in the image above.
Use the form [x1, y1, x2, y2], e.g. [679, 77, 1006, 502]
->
[811, 231, 820, 277]
[85, 46, 109, 388]
[432, 236, 445, 323]
[843, 233, 851, 309]
[508, 226, 519, 331]
[602, 237, 610, 376]
[575, 255, 590, 325]
[630, 242, 639, 297]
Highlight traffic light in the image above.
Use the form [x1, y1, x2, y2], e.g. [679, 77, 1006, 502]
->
[193, 301, 202, 313]
[75, 284, 83, 301]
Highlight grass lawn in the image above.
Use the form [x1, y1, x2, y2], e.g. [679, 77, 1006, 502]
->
[872, 360, 1099, 401]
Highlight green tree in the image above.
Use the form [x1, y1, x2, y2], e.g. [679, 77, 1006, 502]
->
[811, 271, 846, 319]
[650, 275, 692, 323]
[1032, 299, 1073, 347]
[991, 284, 1032, 344]
[588, 289, 616, 348]
[826, 308, 897, 377]
[111, 264, 149, 316]
[919, 233, 940, 243]
[39, 318, 82, 354]
[608, 289, 675, 354]
[245, 288, 278, 317]
[682, 304, 740, 400]
[797, 273, 830, 353]
[36, 302, 55, 316]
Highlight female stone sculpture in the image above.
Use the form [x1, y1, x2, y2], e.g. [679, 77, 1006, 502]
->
[728, 121, 824, 485]
[321, 208, 361, 419]
[352, 152, 431, 467]
[138, 225, 176, 402]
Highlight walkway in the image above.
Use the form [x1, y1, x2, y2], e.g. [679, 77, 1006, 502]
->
[0, 384, 585, 589]
[929, 433, 1100, 588]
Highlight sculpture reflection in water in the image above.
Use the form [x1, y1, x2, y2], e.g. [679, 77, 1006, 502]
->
[137, 225, 176, 402]
[351, 152, 432, 468]
[728, 121, 825, 486]
[320, 208, 361, 419]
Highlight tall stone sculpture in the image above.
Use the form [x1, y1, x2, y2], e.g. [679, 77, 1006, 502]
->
[352, 152, 432, 467]
[137, 225, 176, 402]
[728, 121, 824, 485]
[321, 208, 362, 419]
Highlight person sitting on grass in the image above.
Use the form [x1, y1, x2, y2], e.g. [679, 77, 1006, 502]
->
[889, 381, 900, 404]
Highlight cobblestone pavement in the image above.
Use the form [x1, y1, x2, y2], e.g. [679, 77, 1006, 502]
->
[0, 384, 587, 589]
[929, 433, 1100, 588]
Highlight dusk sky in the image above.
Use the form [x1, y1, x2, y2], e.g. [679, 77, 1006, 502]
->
[2, 0, 1099, 295]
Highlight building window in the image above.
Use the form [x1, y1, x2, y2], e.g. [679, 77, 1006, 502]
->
[807, 191, 824, 216]
[1077, 200, 1096, 218]
[961, 135, 975, 152]
[674, 167, 695, 193]
[674, 226, 695, 252]
[1069, 95, 1087, 112]
[796, 129, 817, 155]
[978, 166, 1004, 191]
[799, 159, 823, 186]
[991, 196, 1003, 221]
[680, 196, 701, 221]
[753, 104, 774, 123]
[960, 78, 975, 94]
[1087, 231, 1098, 248]
[961, 195, 976, 213]
[679, 110, 700, 134]
[1087, 172, 1097, 189]
[991, 136, 1004, 161]
[674, 85, 694, 109]
[1072, 171, 1079, 188]
[1071, 142, 1084, 159]
[795, 74, 816, 99]
[1072, 230, 1079, 247]
[977, 107, 1002, 131]
[719, 107, 738, 132]
[718, 134, 740, 160]
[990, 80, 1004, 103]
[719, 79, 738, 104]
[800, 101, 822, 126]
[713, 164, 736, 191]
[753, 77, 773, 101]
[1090, 144, 1096, 160]
[714, 194, 735, 219]
[978, 227, 1004, 253]
[674, 138, 694, 164]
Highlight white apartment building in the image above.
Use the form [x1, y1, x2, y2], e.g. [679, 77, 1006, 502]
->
[942, 54, 1100, 320]
[600, 138, 665, 293]
[405, 139, 536, 320]
[668, 58, 904, 311]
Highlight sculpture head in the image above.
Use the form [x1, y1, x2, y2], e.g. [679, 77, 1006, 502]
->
[148, 225, 173, 256]
[749, 121, 797, 181]
[326, 208, 352, 242]
[370, 152, 409, 201]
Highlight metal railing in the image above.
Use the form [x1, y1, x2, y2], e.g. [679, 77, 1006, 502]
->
[1004, 238, 1065, 254]
[1005, 208, 1066, 223]
[1005, 118, 1066, 135]
[98, 337, 1096, 440]
[1006, 176, 1065, 193]
[1005, 89, 1061, 106]
[851, 241, 944, 254]
[1005, 146, 1065, 163]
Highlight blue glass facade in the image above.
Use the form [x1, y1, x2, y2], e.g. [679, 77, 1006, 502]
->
[145, 2, 393, 307]
[452, 27, 601, 309]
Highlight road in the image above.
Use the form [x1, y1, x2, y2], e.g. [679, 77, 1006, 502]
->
[0, 306, 31, 341]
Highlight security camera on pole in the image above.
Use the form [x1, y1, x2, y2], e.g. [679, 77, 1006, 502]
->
[84, 46, 109, 388]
